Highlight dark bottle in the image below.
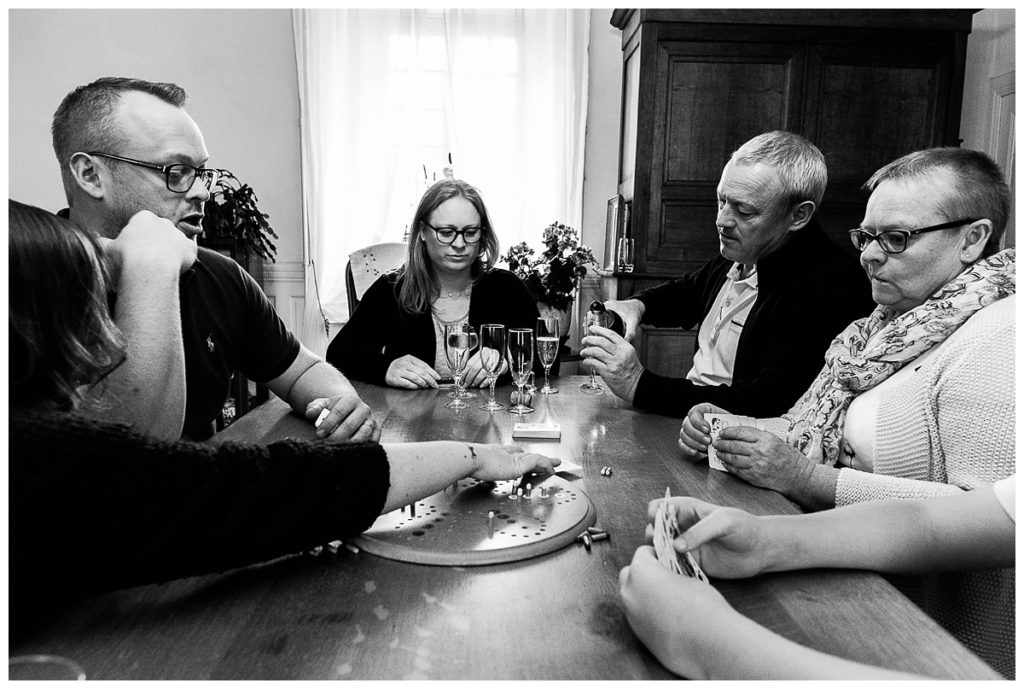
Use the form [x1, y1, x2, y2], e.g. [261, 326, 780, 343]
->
[588, 300, 626, 337]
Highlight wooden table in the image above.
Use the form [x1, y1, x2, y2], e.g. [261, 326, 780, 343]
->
[10, 377, 999, 680]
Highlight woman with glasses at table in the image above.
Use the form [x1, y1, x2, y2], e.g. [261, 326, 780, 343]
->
[8, 199, 559, 636]
[676, 147, 1015, 677]
[326, 178, 545, 389]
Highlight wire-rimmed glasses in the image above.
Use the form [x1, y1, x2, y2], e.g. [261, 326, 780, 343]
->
[848, 218, 977, 254]
[443, 323, 478, 410]
[84, 151, 221, 193]
[579, 309, 606, 394]
[507, 328, 535, 414]
[478, 324, 506, 411]
[535, 316, 560, 395]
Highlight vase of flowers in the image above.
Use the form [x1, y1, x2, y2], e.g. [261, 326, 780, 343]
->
[502, 222, 598, 337]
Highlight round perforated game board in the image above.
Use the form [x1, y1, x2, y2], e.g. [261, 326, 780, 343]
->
[351, 475, 596, 566]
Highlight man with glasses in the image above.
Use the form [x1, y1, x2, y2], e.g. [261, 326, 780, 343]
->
[583, 131, 873, 418]
[52, 77, 378, 442]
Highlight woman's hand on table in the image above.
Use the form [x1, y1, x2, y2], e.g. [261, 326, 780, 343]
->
[714, 426, 814, 496]
[468, 444, 560, 481]
[386, 355, 440, 389]
[618, 545, 739, 680]
[678, 403, 728, 461]
[644, 496, 769, 579]
[461, 352, 490, 388]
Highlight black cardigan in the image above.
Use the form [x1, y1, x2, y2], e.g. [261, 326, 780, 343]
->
[327, 268, 546, 385]
[9, 408, 389, 637]
[631, 219, 875, 418]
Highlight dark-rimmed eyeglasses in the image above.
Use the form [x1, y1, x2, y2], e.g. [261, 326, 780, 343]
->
[848, 218, 978, 255]
[86, 152, 221, 193]
[424, 223, 484, 245]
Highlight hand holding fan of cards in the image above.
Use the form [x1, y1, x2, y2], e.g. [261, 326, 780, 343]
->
[652, 487, 710, 584]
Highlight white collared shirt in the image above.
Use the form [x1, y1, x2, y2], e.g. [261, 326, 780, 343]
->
[686, 263, 758, 386]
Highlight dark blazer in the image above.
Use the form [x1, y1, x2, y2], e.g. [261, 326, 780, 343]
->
[327, 268, 545, 385]
[631, 219, 874, 418]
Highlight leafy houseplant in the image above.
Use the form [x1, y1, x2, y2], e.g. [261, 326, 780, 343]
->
[201, 170, 279, 262]
[502, 222, 598, 313]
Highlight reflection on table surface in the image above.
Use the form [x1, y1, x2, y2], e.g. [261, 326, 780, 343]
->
[10, 377, 1000, 680]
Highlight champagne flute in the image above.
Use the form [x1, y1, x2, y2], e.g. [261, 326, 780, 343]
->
[579, 308, 607, 394]
[507, 328, 535, 414]
[478, 324, 506, 411]
[536, 316, 560, 394]
[443, 323, 478, 410]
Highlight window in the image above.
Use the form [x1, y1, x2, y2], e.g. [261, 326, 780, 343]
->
[293, 9, 589, 333]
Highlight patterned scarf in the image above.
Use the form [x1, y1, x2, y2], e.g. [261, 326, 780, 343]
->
[785, 248, 1015, 465]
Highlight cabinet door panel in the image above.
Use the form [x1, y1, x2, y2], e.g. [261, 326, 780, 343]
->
[805, 42, 959, 252]
[643, 41, 806, 275]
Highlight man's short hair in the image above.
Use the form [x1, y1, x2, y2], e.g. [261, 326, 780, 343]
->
[730, 131, 828, 210]
[51, 77, 187, 200]
[864, 147, 1010, 257]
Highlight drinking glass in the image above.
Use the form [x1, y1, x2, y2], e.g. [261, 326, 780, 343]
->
[507, 328, 535, 414]
[535, 316, 560, 395]
[443, 323, 478, 410]
[617, 237, 635, 273]
[478, 324, 506, 411]
[579, 310, 607, 394]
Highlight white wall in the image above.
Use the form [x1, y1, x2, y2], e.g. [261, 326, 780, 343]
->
[570, 9, 624, 354]
[959, 8, 1015, 249]
[8, 8, 306, 319]
[580, 9, 623, 267]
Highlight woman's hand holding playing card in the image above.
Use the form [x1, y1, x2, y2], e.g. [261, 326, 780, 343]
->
[713, 428, 840, 511]
[712, 427, 813, 492]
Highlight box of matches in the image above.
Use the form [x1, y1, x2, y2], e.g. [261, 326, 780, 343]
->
[512, 422, 561, 439]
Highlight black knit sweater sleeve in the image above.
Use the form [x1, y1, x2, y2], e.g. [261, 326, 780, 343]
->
[10, 409, 390, 604]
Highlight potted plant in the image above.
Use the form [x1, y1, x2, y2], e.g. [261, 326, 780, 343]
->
[502, 221, 598, 337]
[201, 170, 279, 263]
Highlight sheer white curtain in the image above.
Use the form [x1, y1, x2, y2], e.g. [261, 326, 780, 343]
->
[293, 8, 589, 348]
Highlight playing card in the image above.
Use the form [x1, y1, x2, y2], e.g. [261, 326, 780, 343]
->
[704, 413, 766, 471]
[704, 413, 737, 472]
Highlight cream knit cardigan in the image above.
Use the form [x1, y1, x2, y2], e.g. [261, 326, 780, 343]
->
[766, 296, 1016, 677]
[836, 294, 1015, 504]
[846, 296, 1015, 678]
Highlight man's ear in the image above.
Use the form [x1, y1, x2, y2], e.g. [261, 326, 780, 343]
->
[787, 200, 816, 232]
[68, 152, 106, 200]
[960, 219, 993, 263]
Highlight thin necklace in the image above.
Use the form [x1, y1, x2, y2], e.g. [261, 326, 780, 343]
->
[442, 283, 472, 298]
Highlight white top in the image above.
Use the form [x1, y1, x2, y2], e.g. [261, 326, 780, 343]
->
[686, 263, 758, 386]
[839, 344, 939, 471]
[993, 475, 1015, 522]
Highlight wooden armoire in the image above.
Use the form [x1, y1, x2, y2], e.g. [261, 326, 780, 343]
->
[609, 9, 975, 375]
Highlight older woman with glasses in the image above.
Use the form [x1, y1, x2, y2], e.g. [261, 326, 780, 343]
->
[327, 179, 542, 389]
[676, 147, 1015, 678]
